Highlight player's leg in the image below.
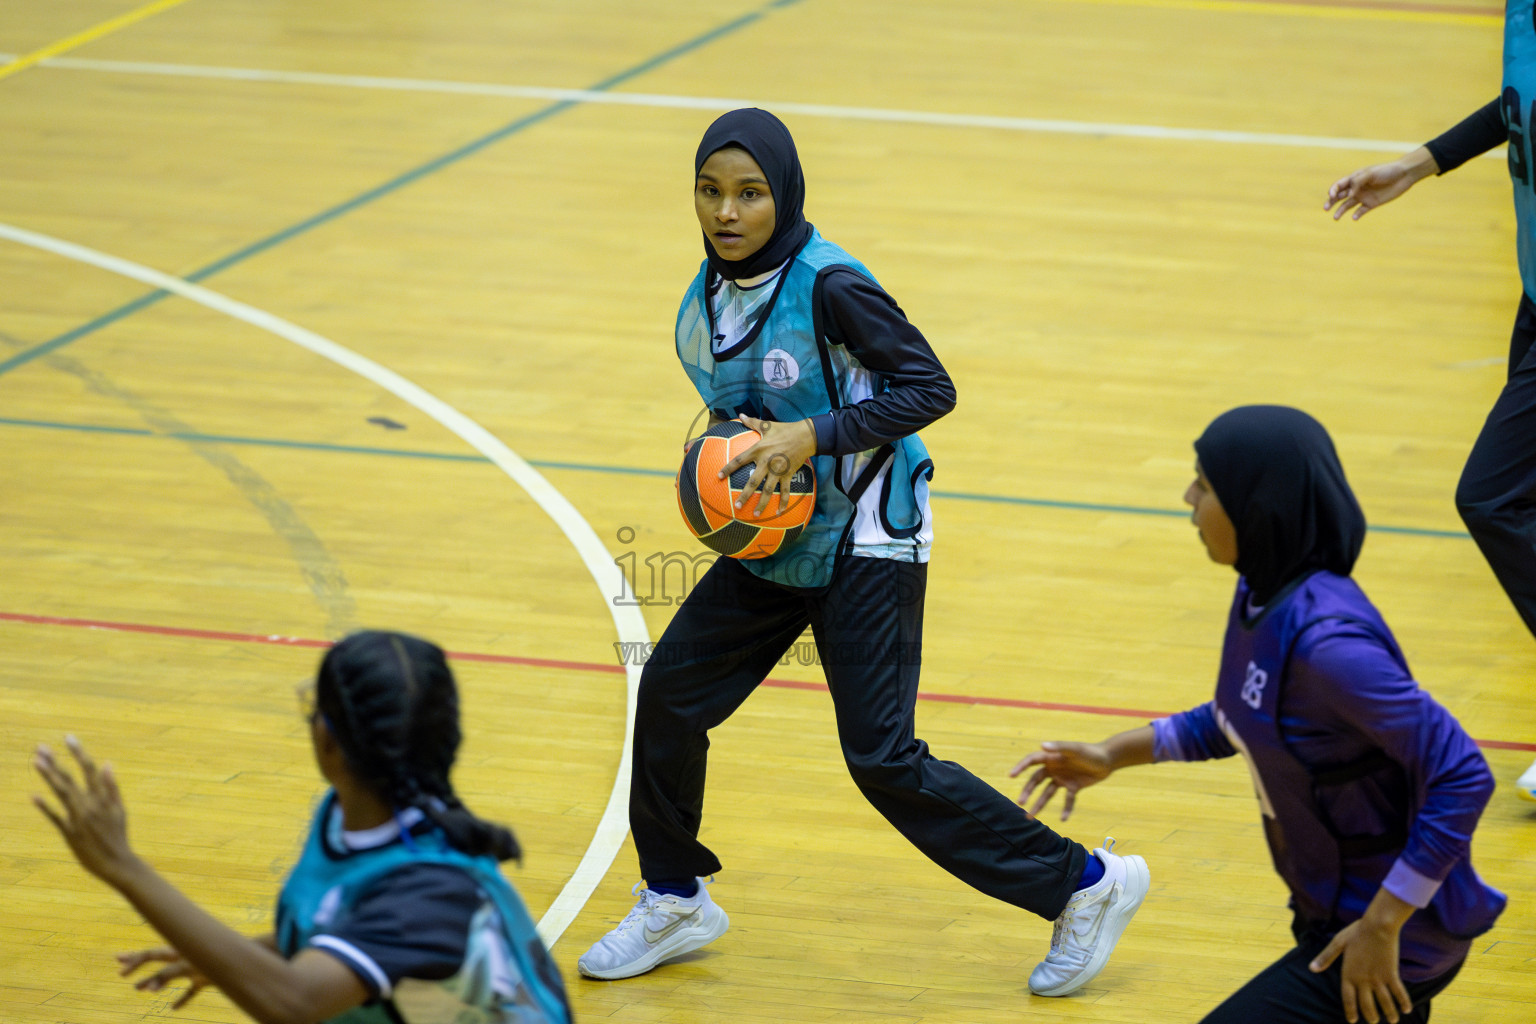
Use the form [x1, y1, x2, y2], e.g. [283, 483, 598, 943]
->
[1455, 293, 1536, 799]
[1198, 933, 1463, 1024]
[580, 556, 809, 980]
[1456, 292, 1536, 639]
[630, 555, 810, 878]
[810, 556, 1147, 995]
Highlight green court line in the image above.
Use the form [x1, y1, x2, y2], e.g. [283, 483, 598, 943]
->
[0, 0, 796, 378]
[0, 415, 1471, 538]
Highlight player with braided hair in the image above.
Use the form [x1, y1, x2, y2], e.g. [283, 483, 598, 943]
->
[32, 630, 571, 1024]
[313, 630, 520, 862]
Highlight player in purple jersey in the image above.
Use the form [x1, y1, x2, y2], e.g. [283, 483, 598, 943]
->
[1012, 406, 1504, 1024]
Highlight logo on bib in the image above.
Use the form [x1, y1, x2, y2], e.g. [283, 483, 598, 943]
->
[314, 885, 343, 926]
[1241, 661, 1268, 709]
[763, 349, 800, 390]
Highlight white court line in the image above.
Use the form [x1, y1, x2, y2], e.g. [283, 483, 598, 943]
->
[1447, 354, 1506, 368]
[0, 220, 643, 950]
[10, 54, 1505, 157]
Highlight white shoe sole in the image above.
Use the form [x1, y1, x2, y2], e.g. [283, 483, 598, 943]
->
[577, 906, 730, 981]
[1030, 854, 1150, 997]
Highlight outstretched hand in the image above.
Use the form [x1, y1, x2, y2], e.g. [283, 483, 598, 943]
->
[118, 947, 210, 1008]
[32, 735, 140, 887]
[1325, 149, 1437, 222]
[1009, 741, 1114, 821]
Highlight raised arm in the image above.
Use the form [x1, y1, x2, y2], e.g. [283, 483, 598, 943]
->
[33, 738, 367, 1024]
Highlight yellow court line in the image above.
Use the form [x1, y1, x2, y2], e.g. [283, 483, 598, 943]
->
[1050, 0, 1499, 26]
[0, 0, 194, 83]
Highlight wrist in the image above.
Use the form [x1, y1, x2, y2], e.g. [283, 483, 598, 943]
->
[1401, 147, 1439, 181]
[101, 852, 154, 893]
[1102, 726, 1155, 770]
[1361, 890, 1415, 933]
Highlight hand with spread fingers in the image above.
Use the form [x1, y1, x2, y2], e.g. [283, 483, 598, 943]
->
[1309, 889, 1418, 1024]
[32, 735, 140, 887]
[1010, 741, 1115, 821]
[720, 414, 816, 517]
[1009, 726, 1154, 821]
[117, 947, 210, 1008]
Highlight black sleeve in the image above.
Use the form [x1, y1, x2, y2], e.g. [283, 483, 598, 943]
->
[1424, 99, 1504, 174]
[809, 269, 957, 457]
[308, 863, 483, 997]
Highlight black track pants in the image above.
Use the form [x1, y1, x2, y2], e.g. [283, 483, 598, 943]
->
[628, 554, 1087, 920]
[1457, 291, 1536, 639]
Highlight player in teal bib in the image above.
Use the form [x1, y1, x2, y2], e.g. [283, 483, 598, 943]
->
[1325, 0, 1536, 801]
[34, 631, 570, 1024]
[674, 227, 931, 587]
[579, 108, 1149, 999]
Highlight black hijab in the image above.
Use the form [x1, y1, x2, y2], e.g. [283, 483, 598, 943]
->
[1193, 405, 1367, 606]
[694, 108, 814, 281]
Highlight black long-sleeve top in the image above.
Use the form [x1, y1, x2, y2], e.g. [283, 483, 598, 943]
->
[1424, 99, 1504, 173]
[808, 269, 957, 457]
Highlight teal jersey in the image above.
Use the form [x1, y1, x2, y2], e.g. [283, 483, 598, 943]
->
[274, 793, 570, 1024]
[676, 230, 933, 588]
[1506, 0, 1536, 296]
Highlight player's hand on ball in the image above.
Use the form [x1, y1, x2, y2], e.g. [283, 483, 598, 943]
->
[32, 735, 139, 886]
[1009, 741, 1114, 821]
[118, 948, 210, 1008]
[723, 415, 816, 517]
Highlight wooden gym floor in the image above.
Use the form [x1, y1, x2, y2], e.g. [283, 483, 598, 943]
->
[0, 1, 1530, 1021]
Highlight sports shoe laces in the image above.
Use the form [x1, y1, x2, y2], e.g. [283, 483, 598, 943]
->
[1047, 880, 1111, 965]
[1047, 906, 1089, 965]
[611, 884, 666, 936]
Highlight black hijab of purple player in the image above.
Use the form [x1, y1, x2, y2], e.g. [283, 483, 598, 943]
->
[1194, 405, 1367, 606]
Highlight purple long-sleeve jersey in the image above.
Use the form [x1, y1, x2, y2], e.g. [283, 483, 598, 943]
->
[1152, 614, 1501, 979]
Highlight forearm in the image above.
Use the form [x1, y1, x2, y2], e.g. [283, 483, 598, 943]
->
[812, 386, 954, 455]
[110, 859, 319, 1024]
[815, 271, 957, 455]
[1100, 726, 1155, 770]
[1424, 98, 1503, 174]
[1359, 886, 1415, 936]
[1390, 146, 1441, 185]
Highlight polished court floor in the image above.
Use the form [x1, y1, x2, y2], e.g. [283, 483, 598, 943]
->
[1, 1, 1531, 1021]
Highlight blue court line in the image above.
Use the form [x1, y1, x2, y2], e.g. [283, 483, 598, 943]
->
[0, 1, 790, 378]
[0, 415, 1472, 539]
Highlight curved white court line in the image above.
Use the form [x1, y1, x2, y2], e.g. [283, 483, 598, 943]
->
[0, 220, 642, 949]
[9, 55, 1504, 158]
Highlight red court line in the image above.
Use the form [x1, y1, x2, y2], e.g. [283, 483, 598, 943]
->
[4, 610, 1532, 751]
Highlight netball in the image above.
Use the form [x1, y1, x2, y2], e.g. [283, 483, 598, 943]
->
[676, 420, 816, 559]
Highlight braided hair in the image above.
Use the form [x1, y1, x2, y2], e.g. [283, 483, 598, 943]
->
[314, 630, 520, 862]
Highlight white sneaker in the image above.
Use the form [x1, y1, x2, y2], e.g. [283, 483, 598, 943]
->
[1029, 838, 1149, 997]
[577, 878, 729, 980]
[1518, 758, 1536, 802]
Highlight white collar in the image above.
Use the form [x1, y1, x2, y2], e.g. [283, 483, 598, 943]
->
[332, 804, 427, 850]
